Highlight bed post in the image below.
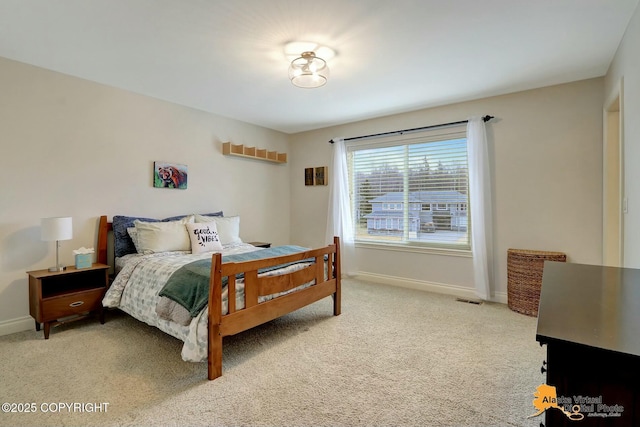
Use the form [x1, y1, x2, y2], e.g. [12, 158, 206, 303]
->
[208, 252, 223, 380]
[97, 215, 108, 265]
[333, 236, 341, 316]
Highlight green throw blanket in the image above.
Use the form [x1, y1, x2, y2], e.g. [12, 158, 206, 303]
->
[159, 245, 311, 317]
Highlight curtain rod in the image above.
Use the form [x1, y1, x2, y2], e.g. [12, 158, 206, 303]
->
[328, 115, 494, 144]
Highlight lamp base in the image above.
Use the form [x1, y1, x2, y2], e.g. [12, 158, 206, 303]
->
[49, 240, 67, 272]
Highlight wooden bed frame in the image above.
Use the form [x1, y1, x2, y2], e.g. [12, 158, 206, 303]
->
[96, 215, 341, 380]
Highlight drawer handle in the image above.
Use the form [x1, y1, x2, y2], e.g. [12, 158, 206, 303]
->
[69, 301, 85, 308]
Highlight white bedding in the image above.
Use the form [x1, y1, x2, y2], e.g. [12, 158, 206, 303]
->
[102, 243, 314, 362]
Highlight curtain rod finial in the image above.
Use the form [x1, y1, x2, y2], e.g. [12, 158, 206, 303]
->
[328, 139, 335, 144]
[482, 115, 494, 123]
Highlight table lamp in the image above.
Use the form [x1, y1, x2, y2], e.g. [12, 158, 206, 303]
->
[41, 216, 73, 272]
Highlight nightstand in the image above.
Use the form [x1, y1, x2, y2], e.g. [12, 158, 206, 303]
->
[27, 263, 110, 339]
[248, 241, 271, 248]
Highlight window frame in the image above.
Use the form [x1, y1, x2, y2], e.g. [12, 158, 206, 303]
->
[346, 126, 471, 254]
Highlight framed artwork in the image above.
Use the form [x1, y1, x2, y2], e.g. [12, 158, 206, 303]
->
[315, 166, 328, 186]
[154, 161, 188, 189]
[305, 168, 314, 186]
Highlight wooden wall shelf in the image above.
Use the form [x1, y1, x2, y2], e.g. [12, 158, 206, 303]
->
[222, 142, 287, 164]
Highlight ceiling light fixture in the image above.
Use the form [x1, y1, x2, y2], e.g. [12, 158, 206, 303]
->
[288, 51, 330, 88]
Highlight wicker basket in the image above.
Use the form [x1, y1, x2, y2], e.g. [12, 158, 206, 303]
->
[507, 249, 566, 316]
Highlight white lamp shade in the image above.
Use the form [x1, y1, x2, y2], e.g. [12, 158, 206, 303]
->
[41, 217, 73, 241]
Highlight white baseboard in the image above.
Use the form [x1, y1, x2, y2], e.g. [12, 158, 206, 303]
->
[351, 272, 508, 304]
[492, 291, 508, 304]
[0, 316, 33, 337]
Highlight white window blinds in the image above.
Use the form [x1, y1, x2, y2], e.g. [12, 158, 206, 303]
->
[347, 128, 470, 249]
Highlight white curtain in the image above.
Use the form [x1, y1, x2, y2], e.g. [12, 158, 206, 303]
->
[467, 117, 493, 300]
[325, 137, 356, 276]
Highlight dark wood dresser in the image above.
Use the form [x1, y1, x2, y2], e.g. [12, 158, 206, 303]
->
[536, 262, 640, 426]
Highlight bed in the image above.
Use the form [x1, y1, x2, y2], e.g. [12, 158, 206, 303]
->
[96, 214, 341, 380]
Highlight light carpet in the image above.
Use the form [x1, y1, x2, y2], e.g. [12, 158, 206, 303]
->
[0, 279, 545, 427]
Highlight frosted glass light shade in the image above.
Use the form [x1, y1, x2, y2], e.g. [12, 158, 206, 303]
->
[41, 217, 73, 241]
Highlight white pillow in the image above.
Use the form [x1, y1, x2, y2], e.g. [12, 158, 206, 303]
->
[195, 215, 242, 245]
[186, 222, 223, 254]
[134, 216, 194, 254]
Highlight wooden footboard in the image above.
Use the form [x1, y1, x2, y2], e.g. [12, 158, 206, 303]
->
[207, 237, 341, 380]
[97, 215, 340, 381]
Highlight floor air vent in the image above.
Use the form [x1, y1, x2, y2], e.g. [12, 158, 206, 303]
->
[456, 298, 482, 305]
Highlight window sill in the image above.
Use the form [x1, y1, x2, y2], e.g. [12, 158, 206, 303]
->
[355, 241, 472, 257]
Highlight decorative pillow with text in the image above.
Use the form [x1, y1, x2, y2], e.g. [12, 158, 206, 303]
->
[194, 215, 242, 245]
[186, 222, 223, 254]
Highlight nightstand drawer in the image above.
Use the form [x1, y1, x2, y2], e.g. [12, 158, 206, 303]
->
[41, 289, 104, 321]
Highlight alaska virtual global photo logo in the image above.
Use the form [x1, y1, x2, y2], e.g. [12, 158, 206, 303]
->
[529, 384, 624, 421]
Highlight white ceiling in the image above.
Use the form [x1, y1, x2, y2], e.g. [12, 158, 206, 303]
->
[0, 0, 637, 134]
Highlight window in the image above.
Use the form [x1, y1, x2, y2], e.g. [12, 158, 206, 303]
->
[348, 127, 470, 250]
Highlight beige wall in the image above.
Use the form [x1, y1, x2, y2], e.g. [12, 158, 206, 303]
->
[0, 55, 611, 332]
[0, 57, 291, 333]
[605, 3, 640, 268]
[290, 78, 604, 301]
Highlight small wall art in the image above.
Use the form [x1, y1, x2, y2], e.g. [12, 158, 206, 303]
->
[305, 168, 314, 186]
[154, 161, 188, 189]
[315, 166, 328, 186]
